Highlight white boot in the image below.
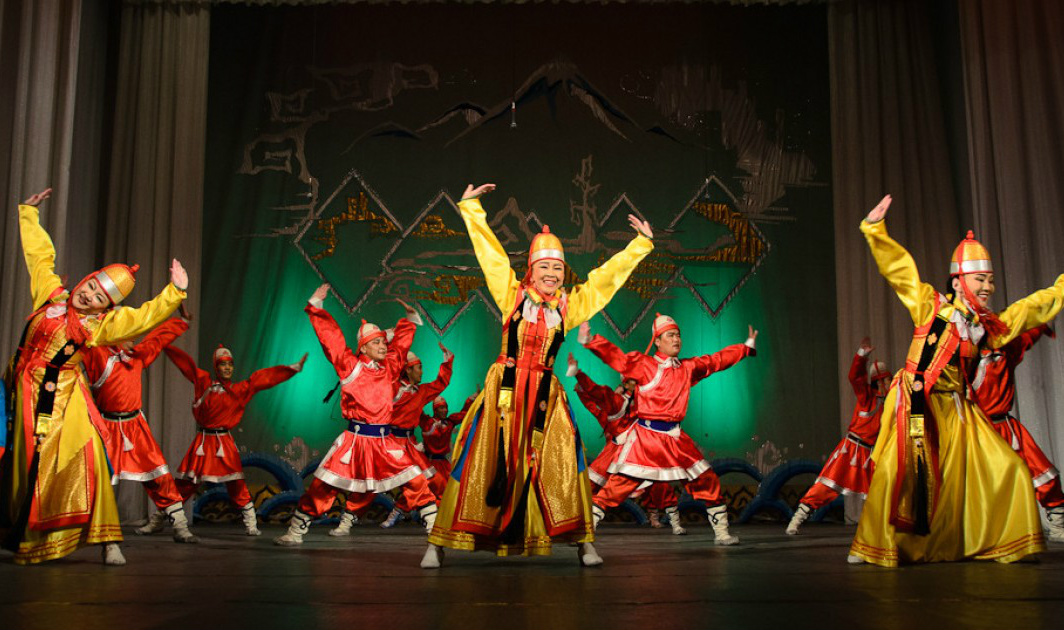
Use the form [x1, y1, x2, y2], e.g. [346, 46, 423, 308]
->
[847, 554, 866, 565]
[380, 507, 404, 529]
[666, 506, 687, 536]
[241, 502, 261, 536]
[592, 504, 605, 531]
[648, 509, 664, 529]
[329, 511, 357, 537]
[420, 543, 445, 569]
[707, 505, 739, 546]
[102, 543, 126, 566]
[274, 510, 311, 546]
[786, 503, 813, 536]
[579, 542, 603, 567]
[420, 504, 438, 535]
[1047, 507, 1064, 543]
[165, 503, 198, 543]
[135, 510, 166, 536]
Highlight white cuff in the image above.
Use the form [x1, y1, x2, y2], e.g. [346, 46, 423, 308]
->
[578, 328, 590, 345]
[289, 362, 304, 372]
[744, 337, 756, 350]
[857, 347, 870, 357]
[405, 309, 423, 326]
[565, 362, 579, 378]
[308, 297, 324, 309]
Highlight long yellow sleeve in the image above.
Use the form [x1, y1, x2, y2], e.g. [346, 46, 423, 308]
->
[861, 219, 938, 326]
[564, 234, 654, 332]
[89, 283, 187, 347]
[19, 204, 63, 308]
[990, 274, 1064, 348]
[458, 197, 520, 313]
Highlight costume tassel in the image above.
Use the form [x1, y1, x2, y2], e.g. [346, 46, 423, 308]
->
[914, 451, 930, 536]
[485, 427, 509, 508]
[323, 380, 341, 403]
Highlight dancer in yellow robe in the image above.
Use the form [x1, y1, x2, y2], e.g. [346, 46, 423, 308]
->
[849, 194, 1064, 567]
[422, 183, 653, 568]
[1, 188, 188, 565]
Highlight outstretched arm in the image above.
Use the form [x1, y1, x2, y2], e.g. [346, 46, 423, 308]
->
[848, 337, 874, 404]
[92, 279, 187, 347]
[305, 285, 359, 379]
[18, 189, 63, 308]
[860, 195, 938, 326]
[565, 216, 654, 332]
[456, 185, 520, 314]
[689, 327, 758, 385]
[164, 345, 208, 386]
[247, 354, 306, 395]
[992, 275, 1064, 348]
[582, 326, 651, 381]
[419, 344, 454, 401]
[132, 318, 190, 367]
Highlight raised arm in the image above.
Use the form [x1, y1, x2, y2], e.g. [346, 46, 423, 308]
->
[384, 316, 418, 378]
[131, 317, 189, 367]
[860, 196, 938, 326]
[419, 346, 454, 401]
[991, 275, 1064, 348]
[565, 218, 654, 331]
[247, 356, 304, 395]
[91, 282, 187, 347]
[689, 328, 757, 385]
[457, 192, 520, 313]
[305, 304, 359, 381]
[164, 345, 208, 386]
[19, 195, 63, 308]
[583, 333, 652, 382]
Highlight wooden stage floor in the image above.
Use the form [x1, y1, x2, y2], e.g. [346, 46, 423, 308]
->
[2, 522, 1062, 630]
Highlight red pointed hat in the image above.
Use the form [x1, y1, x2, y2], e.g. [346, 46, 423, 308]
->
[646, 313, 679, 353]
[358, 319, 386, 349]
[213, 344, 234, 366]
[868, 360, 891, 383]
[949, 231, 992, 276]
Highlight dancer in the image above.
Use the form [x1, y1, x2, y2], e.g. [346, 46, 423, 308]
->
[422, 183, 654, 569]
[420, 392, 475, 482]
[787, 337, 890, 534]
[848, 194, 1064, 567]
[2, 188, 188, 565]
[165, 342, 305, 536]
[82, 315, 197, 543]
[642, 483, 684, 534]
[275, 286, 437, 546]
[971, 324, 1064, 541]
[582, 315, 757, 545]
[353, 346, 453, 533]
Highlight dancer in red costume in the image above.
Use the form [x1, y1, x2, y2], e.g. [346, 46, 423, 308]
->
[420, 392, 475, 482]
[972, 324, 1064, 541]
[582, 315, 757, 545]
[165, 342, 305, 536]
[275, 285, 438, 545]
[341, 346, 453, 534]
[2, 188, 188, 566]
[82, 314, 197, 543]
[786, 337, 890, 534]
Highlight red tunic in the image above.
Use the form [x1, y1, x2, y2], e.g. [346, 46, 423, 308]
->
[421, 396, 471, 478]
[573, 371, 635, 487]
[809, 352, 883, 499]
[973, 325, 1059, 489]
[584, 335, 753, 482]
[166, 345, 300, 483]
[306, 303, 427, 493]
[391, 354, 454, 479]
[82, 318, 188, 482]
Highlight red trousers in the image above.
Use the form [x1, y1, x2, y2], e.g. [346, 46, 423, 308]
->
[176, 478, 252, 508]
[798, 481, 840, 511]
[642, 482, 680, 510]
[136, 473, 183, 510]
[314, 475, 436, 517]
[595, 470, 722, 509]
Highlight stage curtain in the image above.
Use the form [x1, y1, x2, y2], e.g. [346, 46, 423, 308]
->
[959, 0, 1064, 482]
[102, 1, 210, 519]
[828, 0, 963, 521]
[0, 0, 109, 361]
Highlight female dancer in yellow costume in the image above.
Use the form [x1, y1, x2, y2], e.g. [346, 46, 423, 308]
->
[2, 189, 188, 565]
[849, 194, 1064, 566]
[422, 183, 653, 568]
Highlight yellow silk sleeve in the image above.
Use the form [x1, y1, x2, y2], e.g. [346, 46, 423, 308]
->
[861, 219, 938, 326]
[990, 274, 1064, 348]
[89, 283, 187, 347]
[564, 234, 654, 332]
[458, 197, 519, 313]
[19, 204, 63, 308]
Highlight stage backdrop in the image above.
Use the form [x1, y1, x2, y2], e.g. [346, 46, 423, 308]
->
[201, 3, 836, 474]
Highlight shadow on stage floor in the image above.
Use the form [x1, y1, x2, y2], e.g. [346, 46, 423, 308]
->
[2, 523, 1062, 630]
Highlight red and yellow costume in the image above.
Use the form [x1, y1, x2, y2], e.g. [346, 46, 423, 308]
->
[972, 324, 1063, 508]
[297, 306, 435, 519]
[427, 196, 653, 556]
[1, 203, 185, 564]
[799, 350, 889, 509]
[849, 221, 1064, 567]
[582, 325, 755, 510]
[165, 345, 301, 506]
[82, 318, 189, 508]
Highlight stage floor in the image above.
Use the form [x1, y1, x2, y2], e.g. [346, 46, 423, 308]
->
[2, 522, 1062, 630]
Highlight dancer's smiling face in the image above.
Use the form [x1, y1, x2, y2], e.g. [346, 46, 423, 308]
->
[72, 278, 110, 314]
[530, 260, 564, 297]
[654, 329, 682, 357]
[216, 360, 234, 380]
[952, 272, 995, 308]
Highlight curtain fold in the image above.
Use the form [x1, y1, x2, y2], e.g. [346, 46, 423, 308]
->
[829, 0, 963, 521]
[959, 0, 1064, 481]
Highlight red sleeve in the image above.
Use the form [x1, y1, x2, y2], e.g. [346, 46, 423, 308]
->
[246, 363, 300, 395]
[164, 346, 209, 389]
[584, 335, 652, 383]
[81, 347, 108, 383]
[848, 353, 874, 405]
[687, 343, 753, 385]
[418, 353, 454, 402]
[305, 303, 358, 379]
[574, 372, 622, 416]
[131, 318, 189, 367]
[384, 317, 417, 378]
[1005, 324, 1054, 366]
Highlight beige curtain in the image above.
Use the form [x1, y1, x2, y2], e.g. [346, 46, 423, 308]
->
[104, 1, 211, 519]
[829, 0, 963, 521]
[959, 0, 1064, 478]
[0, 0, 108, 360]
